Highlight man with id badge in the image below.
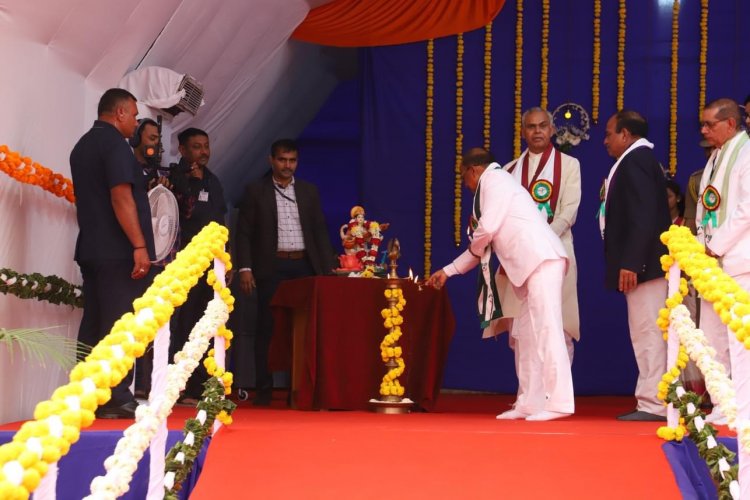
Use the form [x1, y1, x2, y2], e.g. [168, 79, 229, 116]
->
[170, 127, 228, 404]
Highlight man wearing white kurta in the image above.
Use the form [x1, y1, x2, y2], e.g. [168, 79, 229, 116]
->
[428, 149, 574, 422]
[500, 108, 581, 365]
[695, 98, 750, 428]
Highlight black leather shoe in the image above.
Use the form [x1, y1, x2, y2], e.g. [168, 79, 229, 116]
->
[616, 410, 666, 422]
[96, 401, 138, 419]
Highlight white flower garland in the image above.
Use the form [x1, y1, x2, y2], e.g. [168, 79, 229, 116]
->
[85, 298, 229, 500]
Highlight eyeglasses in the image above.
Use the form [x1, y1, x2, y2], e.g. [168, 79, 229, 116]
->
[700, 118, 728, 129]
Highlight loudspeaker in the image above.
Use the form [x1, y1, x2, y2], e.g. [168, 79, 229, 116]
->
[129, 118, 158, 148]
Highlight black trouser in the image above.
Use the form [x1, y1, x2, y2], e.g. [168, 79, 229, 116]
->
[254, 257, 314, 393]
[171, 278, 214, 399]
[78, 259, 153, 406]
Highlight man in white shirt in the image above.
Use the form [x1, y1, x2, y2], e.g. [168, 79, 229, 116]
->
[695, 98, 750, 426]
[428, 148, 574, 421]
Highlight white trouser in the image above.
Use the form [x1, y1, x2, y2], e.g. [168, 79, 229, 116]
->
[510, 259, 574, 415]
[624, 278, 668, 415]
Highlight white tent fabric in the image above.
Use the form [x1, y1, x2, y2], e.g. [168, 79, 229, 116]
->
[0, 0, 347, 424]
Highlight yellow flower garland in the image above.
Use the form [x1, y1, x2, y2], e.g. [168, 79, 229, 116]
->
[592, 0, 601, 123]
[0, 223, 231, 498]
[483, 23, 492, 151]
[699, 0, 708, 117]
[540, 0, 550, 111]
[513, 0, 524, 158]
[617, 0, 626, 111]
[454, 33, 464, 248]
[425, 39, 434, 278]
[661, 225, 750, 347]
[668, 0, 680, 177]
[204, 269, 236, 402]
[0, 145, 75, 203]
[380, 288, 407, 397]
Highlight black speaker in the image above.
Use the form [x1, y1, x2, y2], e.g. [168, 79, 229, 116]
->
[129, 118, 158, 148]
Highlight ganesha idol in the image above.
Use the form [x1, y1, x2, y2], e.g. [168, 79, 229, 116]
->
[338, 205, 389, 271]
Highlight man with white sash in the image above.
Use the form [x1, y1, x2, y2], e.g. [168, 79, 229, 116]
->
[501, 107, 581, 367]
[695, 98, 750, 427]
[601, 110, 671, 421]
[428, 148, 574, 421]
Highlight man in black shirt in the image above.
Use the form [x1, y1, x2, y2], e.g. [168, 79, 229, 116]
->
[170, 128, 227, 404]
[70, 88, 156, 419]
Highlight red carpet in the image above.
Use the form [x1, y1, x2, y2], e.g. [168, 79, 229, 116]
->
[189, 394, 684, 499]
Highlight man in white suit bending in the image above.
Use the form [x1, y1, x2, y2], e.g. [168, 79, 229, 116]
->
[502, 107, 581, 362]
[428, 149, 574, 421]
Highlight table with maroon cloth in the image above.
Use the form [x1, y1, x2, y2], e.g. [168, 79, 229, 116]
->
[269, 276, 455, 411]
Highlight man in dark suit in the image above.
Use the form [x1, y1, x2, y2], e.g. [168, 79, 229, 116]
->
[235, 139, 336, 405]
[600, 110, 671, 421]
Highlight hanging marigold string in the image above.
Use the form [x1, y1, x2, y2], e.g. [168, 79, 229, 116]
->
[669, 0, 680, 176]
[513, 0, 523, 158]
[483, 23, 492, 151]
[425, 39, 434, 277]
[540, 0, 550, 111]
[592, 0, 601, 123]
[0, 145, 75, 203]
[454, 33, 464, 248]
[617, 0, 626, 110]
[699, 0, 708, 117]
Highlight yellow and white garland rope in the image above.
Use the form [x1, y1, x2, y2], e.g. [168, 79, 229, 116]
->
[0, 222, 231, 499]
[540, 0, 550, 111]
[483, 23, 492, 151]
[668, 0, 680, 177]
[513, 0, 524, 158]
[425, 39, 434, 277]
[454, 33, 464, 248]
[617, 0, 627, 110]
[380, 288, 407, 397]
[592, 0, 601, 123]
[699, 0, 708, 117]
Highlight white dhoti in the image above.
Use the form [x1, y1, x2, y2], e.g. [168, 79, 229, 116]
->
[624, 278, 668, 415]
[511, 259, 574, 415]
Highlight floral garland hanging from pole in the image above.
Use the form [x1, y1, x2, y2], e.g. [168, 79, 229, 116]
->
[454, 33, 464, 248]
[668, 0, 680, 177]
[617, 0, 626, 111]
[425, 39, 434, 276]
[1, 268, 83, 308]
[0, 145, 75, 203]
[699, 0, 708, 117]
[513, 0, 524, 158]
[483, 23, 492, 151]
[540, 0, 550, 111]
[592, 0, 601, 123]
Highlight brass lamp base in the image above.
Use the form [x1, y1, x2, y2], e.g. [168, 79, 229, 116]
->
[369, 397, 413, 414]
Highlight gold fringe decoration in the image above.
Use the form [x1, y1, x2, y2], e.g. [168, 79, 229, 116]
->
[483, 23, 492, 150]
[699, 0, 708, 116]
[540, 0, 550, 110]
[669, 0, 680, 176]
[454, 34, 464, 248]
[425, 39, 434, 277]
[514, 0, 523, 158]
[592, 0, 601, 123]
[617, 0, 626, 110]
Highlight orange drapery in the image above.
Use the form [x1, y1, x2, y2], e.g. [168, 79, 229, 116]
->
[292, 0, 506, 47]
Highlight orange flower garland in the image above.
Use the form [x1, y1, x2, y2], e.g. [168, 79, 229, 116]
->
[668, 0, 680, 176]
[425, 39, 434, 277]
[540, 0, 550, 111]
[699, 0, 708, 117]
[454, 33, 464, 248]
[0, 145, 75, 203]
[592, 0, 601, 123]
[513, 0, 523, 158]
[617, 0, 626, 111]
[483, 23, 492, 151]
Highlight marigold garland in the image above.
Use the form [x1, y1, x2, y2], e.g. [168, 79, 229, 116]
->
[513, 0, 524, 158]
[0, 268, 83, 308]
[425, 39, 434, 277]
[380, 288, 407, 397]
[617, 0, 626, 111]
[0, 145, 75, 203]
[454, 33, 464, 248]
[592, 0, 601, 123]
[483, 23, 492, 151]
[540, 0, 550, 111]
[668, 0, 680, 176]
[698, 0, 708, 117]
[0, 222, 232, 499]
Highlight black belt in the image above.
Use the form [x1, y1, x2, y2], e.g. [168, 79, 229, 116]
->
[276, 250, 306, 260]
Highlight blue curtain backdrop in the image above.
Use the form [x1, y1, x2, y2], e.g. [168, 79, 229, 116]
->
[297, 0, 750, 395]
